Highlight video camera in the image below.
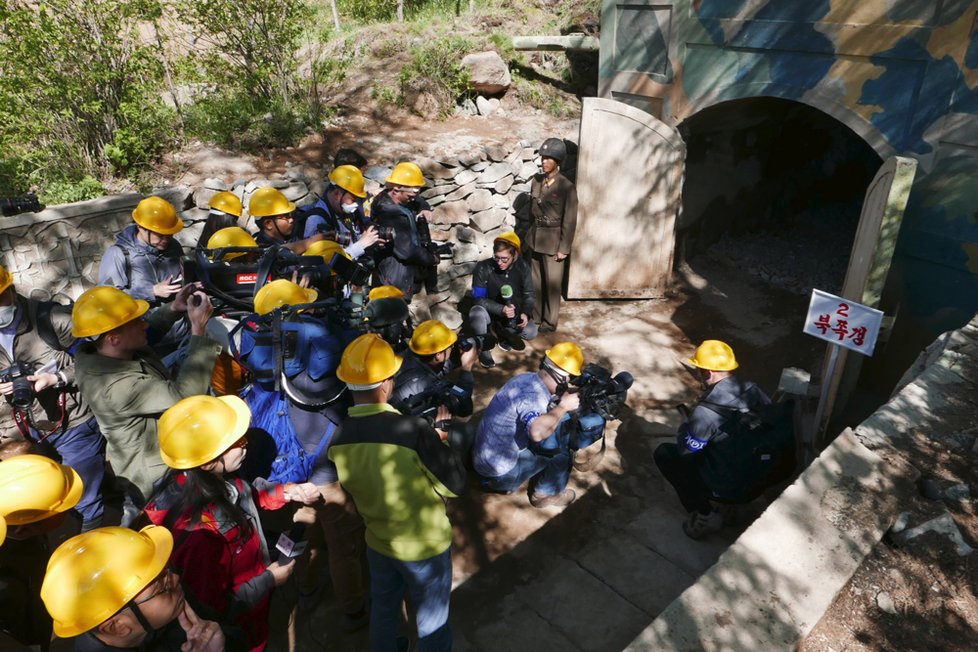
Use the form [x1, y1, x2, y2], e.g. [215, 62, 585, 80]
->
[570, 363, 634, 421]
[0, 193, 43, 217]
[0, 361, 35, 409]
[457, 332, 497, 353]
[392, 380, 469, 427]
[416, 215, 454, 261]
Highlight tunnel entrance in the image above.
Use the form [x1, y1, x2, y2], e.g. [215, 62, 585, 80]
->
[676, 97, 884, 297]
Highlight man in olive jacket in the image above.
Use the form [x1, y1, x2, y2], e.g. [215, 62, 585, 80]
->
[524, 138, 577, 332]
[73, 285, 219, 524]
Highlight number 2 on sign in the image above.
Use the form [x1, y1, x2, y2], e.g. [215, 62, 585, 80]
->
[836, 303, 850, 317]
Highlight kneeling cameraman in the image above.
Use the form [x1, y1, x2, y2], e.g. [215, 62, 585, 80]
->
[473, 343, 607, 508]
[390, 320, 479, 456]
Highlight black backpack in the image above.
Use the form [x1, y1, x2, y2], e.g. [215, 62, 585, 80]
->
[33, 300, 77, 354]
[697, 400, 797, 503]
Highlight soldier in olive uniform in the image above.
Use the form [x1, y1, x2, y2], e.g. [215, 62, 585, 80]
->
[523, 138, 577, 333]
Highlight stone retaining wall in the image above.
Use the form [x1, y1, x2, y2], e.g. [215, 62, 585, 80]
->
[0, 140, 545, 323]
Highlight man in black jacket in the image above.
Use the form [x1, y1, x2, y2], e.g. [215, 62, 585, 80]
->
[390, 320, 479, 456]
[369, 162, 438, 301]
[654, 340, 771, 540]
[468, 232, 537, 368]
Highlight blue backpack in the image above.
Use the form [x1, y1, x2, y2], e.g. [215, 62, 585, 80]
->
[241, 384, 335, 484]
[232, 311, 347, 484]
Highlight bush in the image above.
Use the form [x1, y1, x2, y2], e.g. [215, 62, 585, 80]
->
[0, 0, 173, 196]
[398, 36, 472, 118]
[39, 176, 106, 205]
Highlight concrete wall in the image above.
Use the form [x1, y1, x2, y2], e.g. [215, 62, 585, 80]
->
[598, 0, 978, 382]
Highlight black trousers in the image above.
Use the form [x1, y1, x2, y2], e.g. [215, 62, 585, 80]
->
[653, 442, 713, 514]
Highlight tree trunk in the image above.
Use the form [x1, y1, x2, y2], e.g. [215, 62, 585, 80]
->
[397, 0, 404, 22]
[329, 0, 340, 30]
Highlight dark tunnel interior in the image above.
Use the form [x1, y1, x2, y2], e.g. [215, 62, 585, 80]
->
[676, 97, 884, 297]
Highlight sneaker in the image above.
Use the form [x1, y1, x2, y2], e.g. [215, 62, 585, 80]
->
[528, 489, 576, 508]
[479, 350, 495, 368]
[712, 502, 739, 526]
[539, 324, 556, 333]
[682, 510, 723, 540]
[498, 340, 513, 351]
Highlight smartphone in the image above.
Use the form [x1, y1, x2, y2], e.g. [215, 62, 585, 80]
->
[275, 523, 308, 561]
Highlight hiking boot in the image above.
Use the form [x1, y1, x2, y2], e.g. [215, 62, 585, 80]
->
[712, 502, 739, 526]
[528, 489, 576, 508]
[682, 510, 723, 540]
[539, 324, 556, 333]
[479, 350, 495, 368]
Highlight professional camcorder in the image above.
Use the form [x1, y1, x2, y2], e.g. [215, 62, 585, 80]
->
[570, 363, 634, 421]
[457, 332, 497, 353]
[392, 380, 469, 427]
[0, 193, 43, 217]
[0, 361, 35, 409]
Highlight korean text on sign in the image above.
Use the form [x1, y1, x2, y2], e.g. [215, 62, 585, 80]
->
[803, 289, 884, 356]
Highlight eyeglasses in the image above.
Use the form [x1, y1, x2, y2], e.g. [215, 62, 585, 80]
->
[494, 255, 513, 264]
[133, 567, 176, 606]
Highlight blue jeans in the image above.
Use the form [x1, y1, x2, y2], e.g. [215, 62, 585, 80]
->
[366, 546, 452, 652]
[478, 413, 605, 497]
[43, 417, 106, 529]
[479, 447, 571, 497]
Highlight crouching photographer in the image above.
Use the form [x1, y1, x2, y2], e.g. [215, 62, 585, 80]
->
[472, 343, 632, 508]
[0, 264, 106, 532]
[390, 320, 481, 457]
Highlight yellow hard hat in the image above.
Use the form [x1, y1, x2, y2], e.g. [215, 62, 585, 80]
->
[337, 333, 403, 387]
[132, 196, 183, 235]
[253, 279, 318, 316]
[328, 165, 367, 199]
[0, 264, 13, 295]
[207, 226, 258, 260]
[687, 340, 738, 371]
[0, 454, 83, 545]
[304, 239, 351, 266]
[249, 187, 296, 219]
[158, 395, 251, 469]
[386, 162, 426, 188]
[208, 191, 243, 217]
[368, 285, 404, 301]
[493, 231, 521, 253]
[546, 342, 584, 377]
[71, 286, 149, 338]
[41, 525, 173, 638]
[409, 320, 458, 356]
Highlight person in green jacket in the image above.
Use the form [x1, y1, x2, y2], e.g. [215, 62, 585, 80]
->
[329, 333, 465, 652]
[72, 285, 220, 526]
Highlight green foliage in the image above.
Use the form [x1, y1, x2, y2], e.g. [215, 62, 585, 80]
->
[39, 176, 106, 205]
[174, 0, 326, 150]
[512, 68, 573, 118]
[398, 36, 472, 118]
[0, 0, 171, 196]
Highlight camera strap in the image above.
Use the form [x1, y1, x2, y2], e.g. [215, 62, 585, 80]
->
[14, 390, 69, 443]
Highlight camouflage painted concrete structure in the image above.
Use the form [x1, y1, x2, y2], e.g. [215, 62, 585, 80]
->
[597, 0, 978, 378]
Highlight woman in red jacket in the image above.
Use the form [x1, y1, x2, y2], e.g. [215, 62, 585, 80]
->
[146, 395, 319, 651]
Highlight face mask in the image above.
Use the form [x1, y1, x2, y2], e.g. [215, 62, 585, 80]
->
[0, 305, 17, 329]
[341, 202, 358, 214]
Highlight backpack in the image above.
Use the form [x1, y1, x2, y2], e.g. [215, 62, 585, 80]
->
[241, 384, 334, 484]
[33, 300, 78, 355]
[697, 400, 797, 503]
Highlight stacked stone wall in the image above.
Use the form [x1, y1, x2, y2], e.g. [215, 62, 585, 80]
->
[0, 141, 542, 327]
